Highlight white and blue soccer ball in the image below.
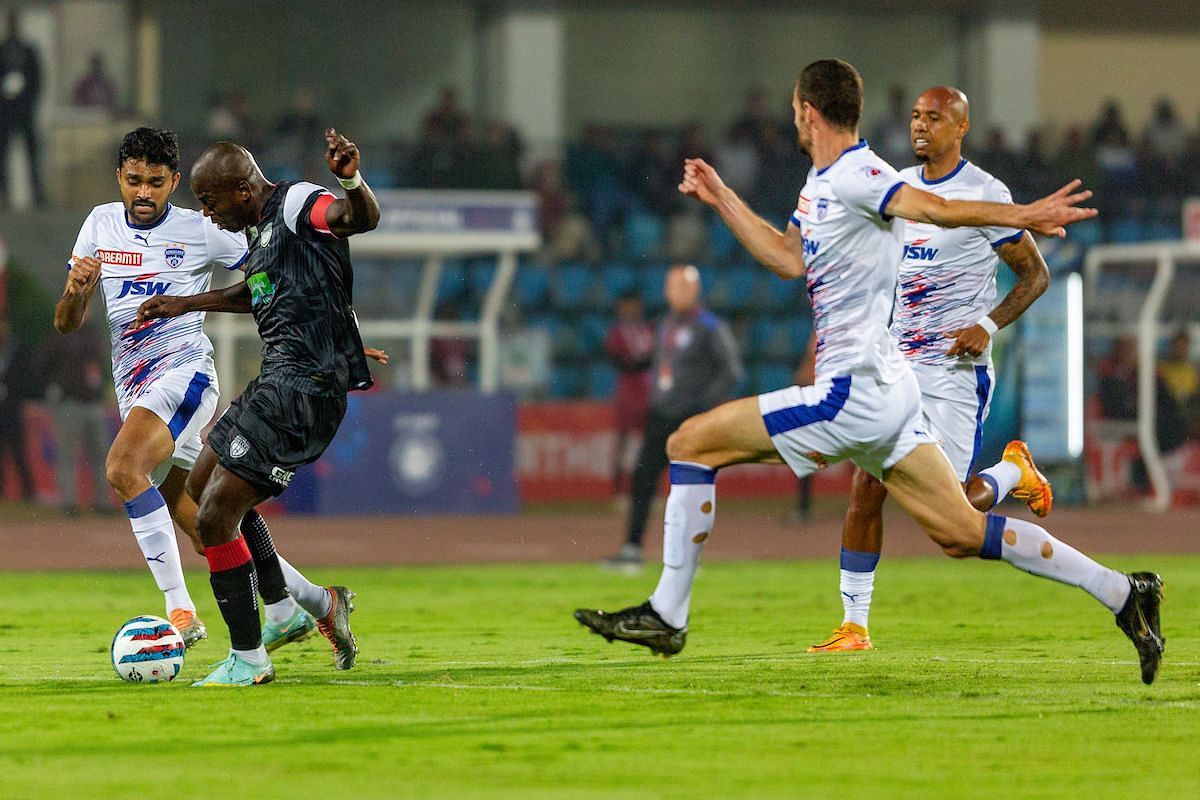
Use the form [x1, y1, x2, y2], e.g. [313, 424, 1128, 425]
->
[110, 616, 186, 683]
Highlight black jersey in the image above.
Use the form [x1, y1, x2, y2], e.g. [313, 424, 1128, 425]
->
[243, 180, 373, 396]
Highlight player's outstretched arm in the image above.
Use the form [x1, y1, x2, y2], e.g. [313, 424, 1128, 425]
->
[135, 282, 252, 326]
[944, 232, 1049, 358]
[54, 256, 102, 333]
[322, 128, 380, 237]
[678, 158, 805, 279]
[885, 179, 1097, 238]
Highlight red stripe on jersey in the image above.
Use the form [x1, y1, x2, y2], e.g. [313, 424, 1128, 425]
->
[308, 193, 336, 235]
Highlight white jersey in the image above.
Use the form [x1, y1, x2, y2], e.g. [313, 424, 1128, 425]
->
[789, 140, 907, 384]
[892, 159, 1023, 366]
[68, 203, 247, 408]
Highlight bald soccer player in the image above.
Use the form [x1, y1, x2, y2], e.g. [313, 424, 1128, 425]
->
[136, 129, 380, 686]
[809, 86, 1056, 652]
[575, 60, 1164, 685]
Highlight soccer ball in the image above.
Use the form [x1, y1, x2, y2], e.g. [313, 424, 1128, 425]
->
[110, 616, 186, 683]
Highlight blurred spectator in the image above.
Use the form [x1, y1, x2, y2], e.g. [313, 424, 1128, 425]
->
[0, 318, 36, 501]
[38, 320, 113, 514]
[974, 128, 1017, 184]
[271, 87, 322, 181]
[732, 85, 775, 145]
[410, 116, 470, 188]
[423, 86, 468, 142]
[71, 52, 117, 112]
[675, 122, 712, 168]
[626, 131, 676, 216]
[0, 9, 44, 207]
[469, 119, 523, 190]
[530, 160, 601, 264]
[601, 265, 743, 571]
[755, 119, 811, 224]
[868, 85, 912, 168]
[565, 124, 628, 243]
[604, 291, 655, 496]
[207, 91, 258, 150]
[1091, 101, 1130, 151]
[1097, 336, 1138, 420]
[1055, 126, 1100, 192]
[430, 301, 472, 388]
[712, 123, 760, 199]
[1011, 131, 1057, 203]
[1145, 98, 1189, 166]
[1158, 328, 1198, 433]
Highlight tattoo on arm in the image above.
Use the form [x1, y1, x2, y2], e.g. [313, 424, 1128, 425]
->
[990, 233, 1049, 329]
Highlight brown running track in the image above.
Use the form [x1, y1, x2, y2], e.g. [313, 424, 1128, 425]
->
[1, 500, 1196, 571]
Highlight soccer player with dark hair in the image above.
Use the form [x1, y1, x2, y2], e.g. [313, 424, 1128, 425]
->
[137, 128, 381, 686]
[56, 127, 335, 654]
[808, 86, 1056, 652]
[576, 59, 1164, 684]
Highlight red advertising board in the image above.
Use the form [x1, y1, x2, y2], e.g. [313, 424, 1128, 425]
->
[517, 402, 853, 502]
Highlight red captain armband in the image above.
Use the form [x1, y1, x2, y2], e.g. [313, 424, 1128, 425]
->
[308, 193, 336, 235]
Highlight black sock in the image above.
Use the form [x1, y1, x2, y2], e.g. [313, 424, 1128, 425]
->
[240, 508, 289, 605]
[205, 537, 261, 651]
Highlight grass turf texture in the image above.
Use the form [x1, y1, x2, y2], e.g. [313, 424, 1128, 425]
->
[1, 557, 1197, 799]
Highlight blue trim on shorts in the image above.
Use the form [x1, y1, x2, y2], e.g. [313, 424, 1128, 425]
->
[967, 366, 992, 476]
[762, 375, 852, 437]
[124, 486, 166, 519]
[840, 547, 881, 573]
[167, 372, 212, 441]
[981, 513, 1006, 560]
[669, 461, 716, 485]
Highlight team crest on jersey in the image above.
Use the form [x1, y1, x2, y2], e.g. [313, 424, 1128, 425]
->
[258, 223, 273, 247]
[816, 198, 829, 221]
[229, 435, 250, 459]
[164, 246, 185, 267]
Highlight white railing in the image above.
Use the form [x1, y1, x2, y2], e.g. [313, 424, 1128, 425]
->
[205, 190, 540, 400]
[1083, 240, 1200, 510]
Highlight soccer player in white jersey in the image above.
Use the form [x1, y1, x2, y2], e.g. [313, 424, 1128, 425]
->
[576, 60, 1164, 684]
[808, 85, 1055, 653]
[54, 128, 338, 651]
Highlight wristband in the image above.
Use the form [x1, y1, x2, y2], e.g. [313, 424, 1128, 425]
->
[337, 171, 363, 190]
[976, 315, 998, 337]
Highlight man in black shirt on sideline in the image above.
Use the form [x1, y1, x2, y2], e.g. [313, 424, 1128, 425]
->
[137, 128, 380, 686]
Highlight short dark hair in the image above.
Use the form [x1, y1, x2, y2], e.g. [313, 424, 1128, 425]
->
[117, 127, 180, 172]
[796, 59, 863, 131]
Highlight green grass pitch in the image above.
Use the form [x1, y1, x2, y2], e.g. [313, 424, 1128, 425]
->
[1, 556, 1197, 799]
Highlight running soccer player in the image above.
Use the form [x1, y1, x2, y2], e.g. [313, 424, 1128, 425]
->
[808, 86, 1054, 653]
[55, 128, 336, 652]
[136, 129, 380, 686]
[575, 60, 1164, 684]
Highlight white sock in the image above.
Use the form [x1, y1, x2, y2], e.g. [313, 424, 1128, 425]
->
[978, 461, 1021, 508]
[278, 555, 332, 618]
[126, 487, 193, 615]
[231, 645, 269, 665]
[840, 570, 876, 628]
[648, 462, 716, 629]
[982, 514, 1131, 613]
[264, 596, 300, 624]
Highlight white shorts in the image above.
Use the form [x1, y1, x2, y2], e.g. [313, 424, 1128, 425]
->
[909, 361, 995, 481]
[121, 361, 219, 486]
[759, 368, 935, 480]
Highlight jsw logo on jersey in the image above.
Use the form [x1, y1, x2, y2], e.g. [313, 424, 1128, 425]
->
[117, 279, 171, 298]
[802, 234, 820, 256]
[903, 238, 940, 261]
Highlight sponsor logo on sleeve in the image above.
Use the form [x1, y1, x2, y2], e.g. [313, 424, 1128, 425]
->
[97, 249, 143, 267]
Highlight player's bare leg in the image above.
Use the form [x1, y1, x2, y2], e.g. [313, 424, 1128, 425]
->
[106, 409, 205, 645]
[575, 397, 780, 656]
[882, 443, 1163, 683]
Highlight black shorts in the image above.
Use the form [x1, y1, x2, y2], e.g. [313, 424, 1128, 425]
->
[207, 378, 347, 496]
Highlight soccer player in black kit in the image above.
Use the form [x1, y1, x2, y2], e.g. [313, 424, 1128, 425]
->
[137, 129, 380, 686]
